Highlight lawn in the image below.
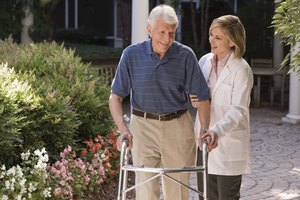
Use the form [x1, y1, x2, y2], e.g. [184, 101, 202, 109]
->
[63, 43, 123, 60]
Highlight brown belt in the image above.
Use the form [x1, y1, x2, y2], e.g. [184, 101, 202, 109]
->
[132, 108, 187, 121]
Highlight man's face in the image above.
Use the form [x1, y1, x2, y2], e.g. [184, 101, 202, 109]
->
[147, 18, 176, 59]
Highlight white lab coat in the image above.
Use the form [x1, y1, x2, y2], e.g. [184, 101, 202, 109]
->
[195, 53, 253, 175]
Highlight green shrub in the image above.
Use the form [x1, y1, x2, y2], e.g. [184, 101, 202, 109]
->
[272, 0, 300, 73]
[0, 38, 113, 166]
[0, 63, 42, 165]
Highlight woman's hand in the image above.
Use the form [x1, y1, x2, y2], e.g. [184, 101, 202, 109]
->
[199, 130, 218, 152]
[189, 94, 199, 108]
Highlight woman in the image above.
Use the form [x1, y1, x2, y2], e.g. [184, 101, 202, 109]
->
[190, 15, 253, 200]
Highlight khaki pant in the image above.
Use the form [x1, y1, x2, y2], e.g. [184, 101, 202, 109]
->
[130, 111, 196, 200]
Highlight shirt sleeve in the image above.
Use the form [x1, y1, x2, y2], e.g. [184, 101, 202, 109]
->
[186, 52, 210, 101]
[111, 51, 131, 98]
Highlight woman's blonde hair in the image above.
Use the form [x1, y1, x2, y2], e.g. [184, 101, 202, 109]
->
[209, 15, 246, 58]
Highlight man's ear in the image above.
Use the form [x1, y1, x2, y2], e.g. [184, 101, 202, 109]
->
[147, 24, 152, 37]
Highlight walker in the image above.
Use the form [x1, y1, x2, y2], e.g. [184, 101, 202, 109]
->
[117, 140, 209, 200]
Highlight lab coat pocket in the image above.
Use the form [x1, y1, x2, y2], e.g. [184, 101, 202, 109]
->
[213, 83, 232, 105]
[223, 130, 248, 161]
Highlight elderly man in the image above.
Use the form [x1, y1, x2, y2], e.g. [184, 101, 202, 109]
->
[109, 4, 216, 200]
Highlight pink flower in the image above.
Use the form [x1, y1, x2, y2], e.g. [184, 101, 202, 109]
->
[60, 180, 66, 186]
[54, 188, 62, 196]
[67, 145, 72, 152]
[83, 175, 90, 184]
[96, 178, 104, 185]
[60, 152, 65, 158]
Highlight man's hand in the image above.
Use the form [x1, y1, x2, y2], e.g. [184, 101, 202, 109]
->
[117, 131, 133, 151]
[199, 130, 218, 152]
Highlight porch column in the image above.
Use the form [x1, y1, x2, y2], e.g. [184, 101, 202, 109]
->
[131, 0, 149, 44]
[65, 0, 69, 29]
[74, 0, 78, 29]
[282, 42, 300, 124]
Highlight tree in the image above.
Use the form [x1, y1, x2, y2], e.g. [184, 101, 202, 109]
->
[190, 0, 199, 50]
[271, 0, 300, 73]
[26, 0, 62, 41]
[199, 0, 233, 55]
[199, 0, 209, 53]
[116, 0, 132, 48]
[0, 0, 24, 42]
[0, 0, 62, 43]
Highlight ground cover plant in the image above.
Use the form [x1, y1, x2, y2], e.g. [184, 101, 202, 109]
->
[0, 131, 121, 199]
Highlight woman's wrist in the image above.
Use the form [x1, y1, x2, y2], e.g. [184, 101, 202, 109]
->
[200, 128, 208, 133]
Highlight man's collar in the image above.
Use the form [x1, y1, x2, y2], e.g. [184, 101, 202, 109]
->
[146, 39, 177, 59]
[145, 39, 153, 55]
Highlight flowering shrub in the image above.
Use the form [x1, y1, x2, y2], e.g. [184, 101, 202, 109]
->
[0, 148, 51, 200]
[48, 145, 106, 200]
[80, 131, 120, 178]
[0, 131, 120, 200]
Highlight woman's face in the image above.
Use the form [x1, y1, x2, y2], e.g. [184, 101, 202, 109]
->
[209, 27, 233, 60]
[147, 18, 176, 59]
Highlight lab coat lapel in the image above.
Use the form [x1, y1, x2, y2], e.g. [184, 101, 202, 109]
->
[201, 54, 213, 82]
[202, 62, 212, 82]
[211, 53, 237, 97]
[212, 66, 230, 97]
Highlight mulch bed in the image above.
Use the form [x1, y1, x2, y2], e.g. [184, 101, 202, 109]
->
[77, 172, 136, 200]
[100, 172, 136, 200]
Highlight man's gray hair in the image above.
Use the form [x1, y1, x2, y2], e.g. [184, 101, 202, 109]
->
[148, 4, 178, 28]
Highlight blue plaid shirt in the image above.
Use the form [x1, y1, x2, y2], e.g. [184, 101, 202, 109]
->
[111, 39, 209, 114]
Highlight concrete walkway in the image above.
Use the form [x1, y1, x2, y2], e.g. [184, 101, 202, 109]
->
[188, 108, 300, 200]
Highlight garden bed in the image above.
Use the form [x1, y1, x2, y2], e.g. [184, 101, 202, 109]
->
[78, 172, 135, 200]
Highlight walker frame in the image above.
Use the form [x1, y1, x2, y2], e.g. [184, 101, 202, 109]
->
[117, 140, 208, 200]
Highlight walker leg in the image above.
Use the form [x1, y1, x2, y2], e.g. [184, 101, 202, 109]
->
[202, 142, 208, 200]
[121, 148, 129, 200]
[117, 140, 129, 200]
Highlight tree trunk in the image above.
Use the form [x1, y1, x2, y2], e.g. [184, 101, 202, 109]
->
[200, 0, 209, 53]
[45, 0, 62, 41]
[116, 0, 131, 48]
[190, 0, 199, 50]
